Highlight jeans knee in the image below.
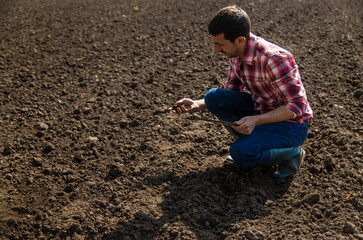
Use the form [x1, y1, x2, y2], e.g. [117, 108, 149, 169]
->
[229, 141, 266, 166]
[204, 88, 218, 111]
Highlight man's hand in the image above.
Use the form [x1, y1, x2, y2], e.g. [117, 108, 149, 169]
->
[231, 115, 259, 135]
[231, 106, 295, 135]
[169, 98, 206, 114]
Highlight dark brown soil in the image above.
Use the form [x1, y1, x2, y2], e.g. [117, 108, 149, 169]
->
[1, 0, 362, 239]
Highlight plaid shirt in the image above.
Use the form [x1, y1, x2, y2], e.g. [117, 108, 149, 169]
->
[226, 33, 313, 124]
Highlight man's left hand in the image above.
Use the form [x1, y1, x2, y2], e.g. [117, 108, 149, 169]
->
[232, 116, 259, 135]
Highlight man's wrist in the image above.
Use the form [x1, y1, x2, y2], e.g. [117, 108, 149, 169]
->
[254, 115, 265, 126]
[196, 99, 207, 111]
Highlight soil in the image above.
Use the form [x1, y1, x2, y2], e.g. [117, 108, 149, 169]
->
[0, 0, 362, 239]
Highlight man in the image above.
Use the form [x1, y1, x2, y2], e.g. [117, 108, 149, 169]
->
[170, 6, 313, 178]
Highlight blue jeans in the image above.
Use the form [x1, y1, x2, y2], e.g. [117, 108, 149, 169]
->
[204, 88, 308, 166]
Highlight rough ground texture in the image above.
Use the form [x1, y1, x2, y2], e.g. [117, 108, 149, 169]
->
[0, 0, 362, 239]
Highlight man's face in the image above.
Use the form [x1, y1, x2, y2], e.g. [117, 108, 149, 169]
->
[211, 34, 245, 58]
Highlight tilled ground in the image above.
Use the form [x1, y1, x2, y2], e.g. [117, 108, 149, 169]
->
[0, 0, 362, 239]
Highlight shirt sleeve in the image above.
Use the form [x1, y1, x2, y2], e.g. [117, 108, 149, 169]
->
[266, 54, 310, 119]
[224, 59, 244, 91]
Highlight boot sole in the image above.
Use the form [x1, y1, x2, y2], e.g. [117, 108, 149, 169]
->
[300, 148, 306, 169]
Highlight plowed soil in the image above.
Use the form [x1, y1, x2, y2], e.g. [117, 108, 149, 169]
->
[1, 0, 362, 239]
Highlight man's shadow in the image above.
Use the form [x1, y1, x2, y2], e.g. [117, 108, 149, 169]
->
[102, 163, 292, 240]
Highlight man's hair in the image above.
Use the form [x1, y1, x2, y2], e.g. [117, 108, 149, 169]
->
[208, 6, 251, 42]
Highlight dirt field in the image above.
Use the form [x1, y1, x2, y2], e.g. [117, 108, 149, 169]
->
[0, 0, 362, 239]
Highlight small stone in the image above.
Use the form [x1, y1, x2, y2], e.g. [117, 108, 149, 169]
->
[343, 222, 356, 234]
[87, 97, 97, 103]
[292, 200, 302, 207]
[73, 154, 83, 163]
[303, 193, 320, 205]
[88, 136, 98, 142]
[36, 122, 48, 130]
[32, 157, 43, 167]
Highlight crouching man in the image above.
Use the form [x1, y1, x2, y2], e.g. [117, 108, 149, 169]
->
[170, 6, 313, 178]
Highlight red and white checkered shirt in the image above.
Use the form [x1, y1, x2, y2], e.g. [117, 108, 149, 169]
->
[226, 33, 313, 124]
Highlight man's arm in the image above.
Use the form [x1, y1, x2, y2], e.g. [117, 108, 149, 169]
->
[254, 106, 294, 125]
[267, 56, 310, 121]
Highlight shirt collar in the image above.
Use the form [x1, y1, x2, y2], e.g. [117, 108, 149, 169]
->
[234, 33, 256, 66]
[242, 33, 256, 65]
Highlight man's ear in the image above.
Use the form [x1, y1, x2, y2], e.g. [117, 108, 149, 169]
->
[235, 36, 246, 47]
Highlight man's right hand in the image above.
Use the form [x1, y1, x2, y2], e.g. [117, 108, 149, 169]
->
[169, 98, 206, 114]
